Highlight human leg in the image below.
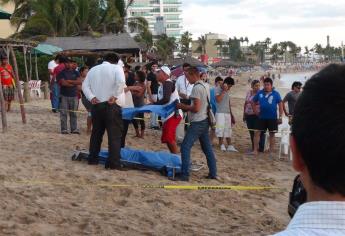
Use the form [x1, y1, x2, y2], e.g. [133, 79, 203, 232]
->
[105, 104, 123, 168]
[59, 96, 68, 133]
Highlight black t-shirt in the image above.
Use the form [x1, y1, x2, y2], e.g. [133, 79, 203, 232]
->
[147, 71, 159, 94]
[57, 69, 80, 97]
[126, 72, 136, 86]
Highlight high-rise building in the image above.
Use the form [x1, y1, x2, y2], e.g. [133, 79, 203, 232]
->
[126, 0, 183, 39]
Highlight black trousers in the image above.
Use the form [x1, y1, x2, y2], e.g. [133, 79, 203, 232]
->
[245, 114, 266, 152]
[121, 119, 131, 148]
[89, 102, 123, 167]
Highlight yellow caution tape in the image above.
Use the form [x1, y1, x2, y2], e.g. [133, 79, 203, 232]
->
[4, 180, 283, 191]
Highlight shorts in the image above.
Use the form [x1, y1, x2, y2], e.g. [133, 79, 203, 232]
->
[256, 119, 278, 133]
[215, 113, 231, 138]
[2, 85, 15, 102]
[161, 115, 182, 144]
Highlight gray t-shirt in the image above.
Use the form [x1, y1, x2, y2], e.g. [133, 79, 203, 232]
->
[283, 91, 300, 115]
[189, 81, 210, 122]
[215, 87, 230, 113]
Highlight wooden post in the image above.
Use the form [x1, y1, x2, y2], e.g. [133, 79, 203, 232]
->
[23, 47, 29, 82]
[35, 52, 39, 80]
[29, 50, 32, 80]
[23, 82, 30, 103]
[9, 46, 26, 124]
[0, 84, 8, 133]
[43, 81, 49, 100]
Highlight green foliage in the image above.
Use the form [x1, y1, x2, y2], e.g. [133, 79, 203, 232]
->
[13, 52, 51, 82]
[180, 31, 192, 56]
[155, 34, 177, 61]
[1, 0, 146, 39]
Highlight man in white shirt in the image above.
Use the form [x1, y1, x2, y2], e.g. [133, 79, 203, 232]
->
[48, 55, 59, 112]
[175, 63, 193, 143]
[274, 64, 345, 235]
[82, 53, 126, 170]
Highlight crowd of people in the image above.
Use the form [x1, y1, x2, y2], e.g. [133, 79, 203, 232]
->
[43, 52, 306, 181]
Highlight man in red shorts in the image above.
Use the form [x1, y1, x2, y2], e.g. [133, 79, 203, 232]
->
[153, 66, 182, 154]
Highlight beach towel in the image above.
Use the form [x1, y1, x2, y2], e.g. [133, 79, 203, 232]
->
[122, 100, 177, 121]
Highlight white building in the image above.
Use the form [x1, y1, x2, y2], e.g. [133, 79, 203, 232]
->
[126, 0, 183, 39]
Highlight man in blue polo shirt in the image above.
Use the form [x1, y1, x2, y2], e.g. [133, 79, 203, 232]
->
[57, 59, 82, 134]
[251, 77, 283, 156]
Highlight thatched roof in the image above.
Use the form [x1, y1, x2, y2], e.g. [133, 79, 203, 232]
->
[45, 33, 140, 54]
[166, 56, 205, 67]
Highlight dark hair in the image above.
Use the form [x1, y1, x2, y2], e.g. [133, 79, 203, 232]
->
[104, 53, 120, 64]
[263, 77, 273, 85]
[54, 54, 61, 61]
[59, 56, 68, 63]
[224, 77, 235, 86]
[292, 64, 345, 196]
[251, 79, 260, 87]
[134, 65, 141, 72]
[79, 66, 89, 73]
[183, 63, 191, 68]
[186, 66, 199, 76]
[135, 70, 146, 83]
[291, 81, 303, 90]
[215, 76, 223, 83]
[124, 63, 131, 70]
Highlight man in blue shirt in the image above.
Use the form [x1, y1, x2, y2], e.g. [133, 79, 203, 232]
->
[251, 77, 283, 156]
[57, 59, 82, 134]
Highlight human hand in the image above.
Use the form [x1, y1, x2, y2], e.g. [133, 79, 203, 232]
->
[91, 97, 100, 105]
[231, 114, 236, 125]
[277, 118, 283, 125]
[108, 96, 117, 105]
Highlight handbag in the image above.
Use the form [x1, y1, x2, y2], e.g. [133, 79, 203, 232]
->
[196, 82, 216, 128]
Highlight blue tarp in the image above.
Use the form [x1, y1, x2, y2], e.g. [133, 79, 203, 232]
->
[122, 100, 177, 120]
[97, 148, 181, 177]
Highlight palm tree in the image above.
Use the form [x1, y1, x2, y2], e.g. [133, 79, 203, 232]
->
[154, 34, 177, 61]
[270, 43, 280, 63]
[265, 37, 271, 50]
[244, 37, 249, 46]
[180, 31, 193, 56]
[0, 0, 34, 32]
[195, 35, 207, 55]
[278, 41, 288, 63]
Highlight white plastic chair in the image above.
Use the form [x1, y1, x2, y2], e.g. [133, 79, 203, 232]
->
[278, 117, 292, 160]
[28, 80, 42, 98]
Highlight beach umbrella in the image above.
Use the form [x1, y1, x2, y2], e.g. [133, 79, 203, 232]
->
[33, 43, 63, 56]
[0, 8, 11, 20]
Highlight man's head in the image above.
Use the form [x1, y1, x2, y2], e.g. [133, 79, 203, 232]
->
[292, 81, 302, 93]
[59, 56, 68, 65]
[151, 61, 158, 72]
[222, 77, 235, 91]
[124, 63, 131, 73]
[291, 64, 345, 199]
[185, 66, 201, 84]
[263, 77, 273, 92]
[251, 79, 260, 92]
[135, 70, 146, 83]
[104, 53, 120, 64]
[0, 52, 9, 65]
[215, 76, 223, 87]
[182, 63, 191, 73]
[156, 66, 171, 83]
[70, 59, 78, 70]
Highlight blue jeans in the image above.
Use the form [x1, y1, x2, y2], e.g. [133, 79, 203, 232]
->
[181, 119, 217, 178]
[51, 82, 60, 110]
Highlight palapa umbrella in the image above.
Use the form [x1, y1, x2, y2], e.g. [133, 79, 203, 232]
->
[0, 8, 11, 20]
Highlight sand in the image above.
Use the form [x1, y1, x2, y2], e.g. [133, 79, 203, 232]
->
[0, 74, 296, 236]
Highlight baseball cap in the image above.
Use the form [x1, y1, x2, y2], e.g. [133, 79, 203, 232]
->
[156, 66, 171, 76]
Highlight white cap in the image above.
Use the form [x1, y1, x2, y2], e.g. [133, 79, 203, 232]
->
[156, 66, 171, 76]
[117, 59, 124, 67]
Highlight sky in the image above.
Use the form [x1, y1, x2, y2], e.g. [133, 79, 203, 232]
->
[182, 0, 345, 48]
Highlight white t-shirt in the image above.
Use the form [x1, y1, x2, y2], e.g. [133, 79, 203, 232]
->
[175, 74, 194, 98]
[48, 60, 58, 81]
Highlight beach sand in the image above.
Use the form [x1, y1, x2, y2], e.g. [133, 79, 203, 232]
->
[0, 74, 296, 236]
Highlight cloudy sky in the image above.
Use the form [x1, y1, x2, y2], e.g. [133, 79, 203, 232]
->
[182, 0, 345, 48]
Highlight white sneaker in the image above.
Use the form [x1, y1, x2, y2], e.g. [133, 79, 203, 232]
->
[220, 144, 226, 152]
[227, 145, 239, 152]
